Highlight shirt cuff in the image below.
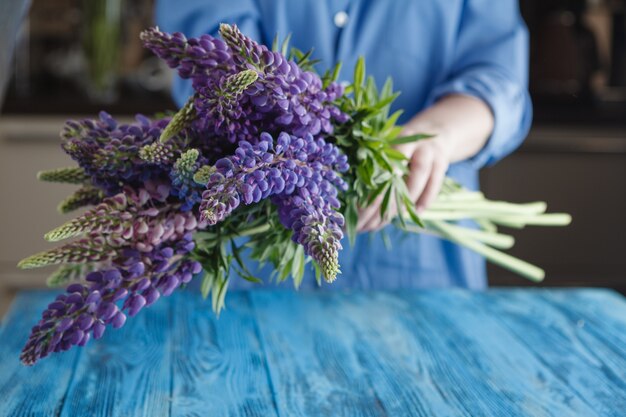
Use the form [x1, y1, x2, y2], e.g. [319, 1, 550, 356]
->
[427, 68, 533, 169]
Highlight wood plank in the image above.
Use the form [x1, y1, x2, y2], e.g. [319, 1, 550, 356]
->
[399, 290, 599, 417]
[252, 290, 601, 417]
[169, 291, 279, 417]
[477, 289, 626, 416]
[0, 291, 80, 417]
[58, 290, 173, 417]
[250, 291, 465, 417]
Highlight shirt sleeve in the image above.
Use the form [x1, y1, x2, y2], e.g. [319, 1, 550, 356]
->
[427, 0, 532, 169]
[155, 0, 262, 107]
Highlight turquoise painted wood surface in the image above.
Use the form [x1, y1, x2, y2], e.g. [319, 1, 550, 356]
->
[1, 289, 625, 416]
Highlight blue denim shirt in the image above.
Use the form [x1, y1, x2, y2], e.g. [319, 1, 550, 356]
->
[156, 0, 532, 290]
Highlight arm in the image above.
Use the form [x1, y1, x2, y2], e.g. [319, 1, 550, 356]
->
[358, 0, 532, 231]
[401, 94, 494, 213]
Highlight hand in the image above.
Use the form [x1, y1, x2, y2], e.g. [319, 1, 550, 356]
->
[356, 132, 451, 232]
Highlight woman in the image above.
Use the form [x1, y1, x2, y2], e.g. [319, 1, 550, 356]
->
[156, 0, 532, 290]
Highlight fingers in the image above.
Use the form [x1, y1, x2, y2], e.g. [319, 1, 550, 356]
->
[360, 198, 396, 232]
[357, 195, 396, 232]
[415, 157, 447, 213]
[356, 140, 449, 233]
[357, 198, 381, 231]
[406, 144, 434, 204]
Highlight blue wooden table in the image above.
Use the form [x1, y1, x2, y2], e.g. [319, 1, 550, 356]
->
[1, 289, 625, 416]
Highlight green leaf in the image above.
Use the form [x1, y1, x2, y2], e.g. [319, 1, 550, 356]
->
[380, 186, 393, 220]
[331, 61, 342, 82]
[230, 240, 263, 283]
[394, 188, 407, 229]
[280, 33, 292, 56]
[277, 241, 296, 282]
[344, 198, 358, 246]
[291, 245, 305, 289]
[388, 133, 435, 146]
[354, 56, 365, 88]
[356, 157, 375, 187]
[381, 77, 394, 100]
[366, 182, 390, 205]
[313, 262, 322, 286]
[212, 273, 229, 314]
[372, 93, 400, 112]
[382, 110, 404, 133]
[46, 264, 91, 287]
[384, 147, 407, 161]
[199, 270, 211, 299]
[402, 194, 424, 227]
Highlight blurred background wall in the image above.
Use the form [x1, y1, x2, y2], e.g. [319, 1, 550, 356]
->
[0, 0, 624, 314]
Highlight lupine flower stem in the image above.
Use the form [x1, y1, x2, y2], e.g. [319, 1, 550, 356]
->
[428, 220, 546, 282]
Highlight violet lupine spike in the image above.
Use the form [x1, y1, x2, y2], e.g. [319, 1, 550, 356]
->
[192, 165, 215, 186]
[219, 23, 268, 70]
[57, 187, 104, 214]
[62, 112, 173, 195]
[17, 235, 114, 269]
[191, 69, 260, 143]
[138, 141, 175, 165]
[143, 23, 348, 144]
[199, 131, 348, 228]
[140, 27, 234, 83]
[20, 235, 202, 366]
[45, 193, 130, 242]
[210, 25, 348, 141]
[216, 70, 259, 105]
[37, 167, 90, 184]
[170, 149, 206, 212]
[274, 193, 344, 282]
[159, 95, 197, 143]
[42, 187, 199, 253]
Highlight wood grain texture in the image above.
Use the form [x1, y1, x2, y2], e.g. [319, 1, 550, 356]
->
[399, 290, 599, 416]
[0, 291, 79, 417]
[0, 288, 625, 417]
[169, 291, 278, 417]
[58, 291, 173, 417]
[477, 289, 626, 417]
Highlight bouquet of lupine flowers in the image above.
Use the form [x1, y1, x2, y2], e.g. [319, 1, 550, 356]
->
[17, 24, 570, 365]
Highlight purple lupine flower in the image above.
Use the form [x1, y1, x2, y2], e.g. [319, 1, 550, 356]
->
[20, 234, 201, 365]
[215, 24, 349, 139]
[199, 131, 348, 225]
[28, 186, 200, 270]
[62, 112, 176, 195]
[274, 193, 344, 282]
[17, 235, 115, 269]
[170, 149, 206, 211]
[140, 27, 234, 88]
[141, 25, 349, 145]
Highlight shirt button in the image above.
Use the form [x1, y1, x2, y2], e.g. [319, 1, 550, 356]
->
[334, 11, 349, 28]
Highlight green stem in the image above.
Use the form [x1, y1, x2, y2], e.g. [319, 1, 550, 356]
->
[194, 223, 271, 242]
[235, 223, 272, 237]
[428, 220, 545, 282]
[427, 201, 547, 215]
[418, 221, 515, 249]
